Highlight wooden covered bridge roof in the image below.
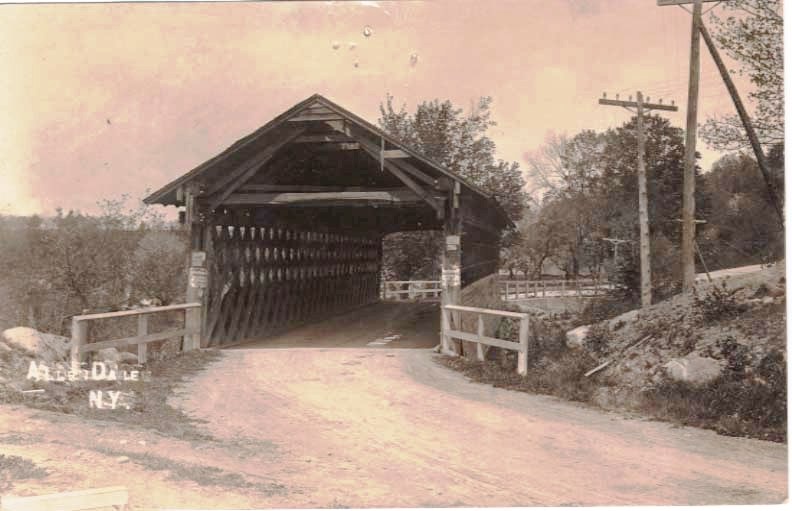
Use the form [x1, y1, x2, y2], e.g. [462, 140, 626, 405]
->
[144, 94, 511, 235]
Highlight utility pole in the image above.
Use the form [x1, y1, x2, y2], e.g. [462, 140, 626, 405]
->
[599, 93, 678, 308]
[602, 237, 631, 267]
[657, 0, 720, 293]
[682, 0, 702, 294]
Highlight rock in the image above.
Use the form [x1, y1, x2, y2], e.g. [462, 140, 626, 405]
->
[96, 348, 121, 363]
[2, 327, 70, 362]
[0, 341, 11, 352]
[565, 325, 589, 349]
[118, 351, 140, 364]
[663, 354, 723, 384]
[762, 296, 774, 304]
[609, 308, 640, 328]
[115, 456, 129, 463]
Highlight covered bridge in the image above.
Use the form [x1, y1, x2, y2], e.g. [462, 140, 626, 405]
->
[145, 94, 512, 347]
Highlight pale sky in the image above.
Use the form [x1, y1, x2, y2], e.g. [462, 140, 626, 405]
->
[0, 0, 751, 216]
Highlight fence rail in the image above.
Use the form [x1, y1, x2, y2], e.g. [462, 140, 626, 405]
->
[381, 280, 442, 300]
[500, 279, 611, 300]
[441, 304, 530, 375]
[70, 302, 202, 365]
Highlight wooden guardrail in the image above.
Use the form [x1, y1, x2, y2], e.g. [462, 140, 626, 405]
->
[381, 280, 442, 300]
[441, 304, 530, 375]
[500, 279, 610, 300]
[70, 303, 202, 365]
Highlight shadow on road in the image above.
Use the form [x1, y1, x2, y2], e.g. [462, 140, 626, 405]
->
[230, 301, 440, 349]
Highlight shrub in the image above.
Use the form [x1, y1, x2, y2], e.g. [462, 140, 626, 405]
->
[577, 296, 634, 326]
[641, 347, 787, 442]
[716, 336, 751, 375]
[583, 322, 611, 356]
[129, 231, 189, 305]
[692, 280, 746, 322]
[440, 347, 604, 404]
[0, 455, 48, 492]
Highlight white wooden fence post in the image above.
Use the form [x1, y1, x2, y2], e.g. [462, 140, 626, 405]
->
[517, 315, 529, 376]
[476, 314, 485, 361]
[185, 306, 201, 351]
[137, 315, 148, 363]
[70, 318, 87, 368]
[441, 306, 452, 354]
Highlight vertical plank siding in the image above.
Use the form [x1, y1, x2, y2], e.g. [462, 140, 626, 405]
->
[204, 222, 381, 346]
[460, 223, 500, 287]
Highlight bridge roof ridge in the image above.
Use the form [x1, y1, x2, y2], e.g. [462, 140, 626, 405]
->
[142, 93, 512, 230]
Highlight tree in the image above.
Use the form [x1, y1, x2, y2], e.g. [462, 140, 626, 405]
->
[524, 132, 570, 201]
[0, 195, 185, 336]
[501, 212, 568, 279]
[381, 231, 443, 281]
[129, 230, 188, 305]
[698, 151, 784, 268]
[520, 114, 704, 299]
[379, 95, 529, 222]
[377, 95, 529, 280]
[701, 0, 783, 150]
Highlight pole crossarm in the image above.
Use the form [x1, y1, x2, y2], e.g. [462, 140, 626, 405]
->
[598, 91, 679, 308]
[656, 0, 719, 5]
[598, 98, 678, 112]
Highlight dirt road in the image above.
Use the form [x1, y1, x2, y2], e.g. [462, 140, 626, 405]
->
[175, 348, 787, 507]
[2, 317, 787, 507]
[233, 301, 441, 349]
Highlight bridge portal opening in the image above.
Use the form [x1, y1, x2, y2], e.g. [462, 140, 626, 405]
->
[145, 95, 511, 348]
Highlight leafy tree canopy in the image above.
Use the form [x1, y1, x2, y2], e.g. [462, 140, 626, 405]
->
[701, 0, 783, 150]
[378, 94, 528, 223]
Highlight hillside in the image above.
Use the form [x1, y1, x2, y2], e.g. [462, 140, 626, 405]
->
[578, 262, 786, 441]
[442, 263, 786, 443]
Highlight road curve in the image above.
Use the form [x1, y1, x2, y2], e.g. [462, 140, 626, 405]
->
[175, 348, 788, 507]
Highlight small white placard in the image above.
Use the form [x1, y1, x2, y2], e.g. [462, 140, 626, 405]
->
[445, 235, 460, 251]
[191, 251, 206, 267]
[441, 267, 461, 289]
[189, 267, 208, 288]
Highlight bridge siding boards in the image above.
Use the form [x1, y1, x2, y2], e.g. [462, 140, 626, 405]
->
[145, 94, 511, 347]
[203, 222, 380, 346]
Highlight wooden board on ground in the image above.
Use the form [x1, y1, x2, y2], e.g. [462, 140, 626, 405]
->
[1, 486, 128, 511]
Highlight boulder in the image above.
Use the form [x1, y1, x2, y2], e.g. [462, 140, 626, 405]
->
[96, 348, 121, 363]
[118, 351, 140, 364]
[1, 327, 70, 362]
[609, 308, 640, 328]
[565, 325, 589, 349]
[663, 354, 723, 384]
